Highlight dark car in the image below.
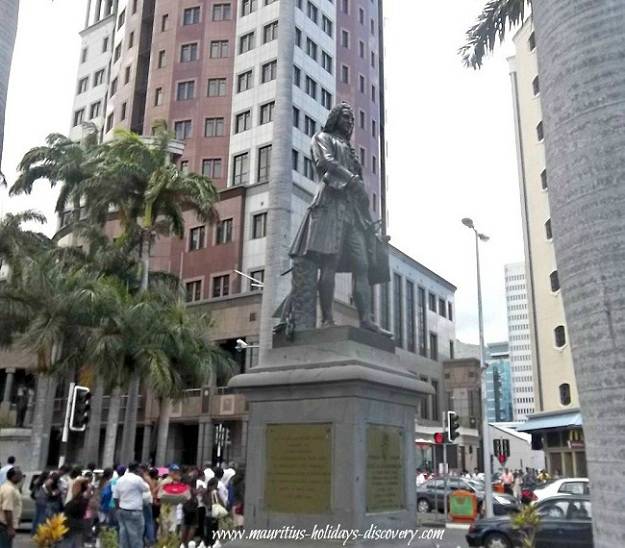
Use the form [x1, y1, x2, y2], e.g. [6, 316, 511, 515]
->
[416, 477, 520, 516]
[466, 494, 592, 548]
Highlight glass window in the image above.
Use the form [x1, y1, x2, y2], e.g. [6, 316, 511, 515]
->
[213, 3, 232, 20]
[232, 153, 249, 186]
[77, 77, 88, 94]
[204, 117, 225, 137]
[428, 292, 436, 312]
[321, 51, 333, 74]
[174, 120, 192, 140]
[545, 218, 552, 239]
[207, 78, 227, 96]
[257, 145, 272, 183]
[537, 121, 544, 141]
[261, 60, 277, 83]
[550, 270, 560, 292]
[185, 280, 202, 302]
[94, 69, 105, 86]
[260, 102, 275, 124]
[304, 116, 317, 137]
[306, 38, 318, 60]
[212, 275, 230, 297]
[321, 89, 332, 110]
[438, 298, 446, 318]
[429, 332, 438, 361]
[559, 382, 571, 404]
[239, 31, 255, 54]
[183, 6, 201, 25]
[307, 1, 318, 23]
[252, 212, 267, 239]
[210, 40, 229, 58]
[180, 43, 198, 62]
[189, 226, 206, 251]
[176, 80, 195, 101]
[322, 15, 333, 37]
[406, 280, 415, 353]
[237, 70, 253, 92]
[305, 76, 317, 99]
[216, 219, 233, 244]
[235, 110, 251, 133]
[202, 158, 222, 178]
[263, 21, 278, 43]
[555, 326, 566, 348]
[241, 0, 256, 16]
[249, 269, 264, 291]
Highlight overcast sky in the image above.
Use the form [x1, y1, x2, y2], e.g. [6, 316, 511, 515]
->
[1, 0, 524, 345]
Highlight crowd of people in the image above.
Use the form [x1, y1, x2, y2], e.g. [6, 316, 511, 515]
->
[0, 455, 244, 548]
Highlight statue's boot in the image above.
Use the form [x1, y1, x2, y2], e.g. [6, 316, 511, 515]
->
[360, 319, 393, 338]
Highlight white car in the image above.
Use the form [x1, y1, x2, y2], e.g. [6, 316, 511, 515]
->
[533, 478, 589, 501]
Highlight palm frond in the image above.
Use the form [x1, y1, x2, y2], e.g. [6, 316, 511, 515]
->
[459, 0, 528, 69]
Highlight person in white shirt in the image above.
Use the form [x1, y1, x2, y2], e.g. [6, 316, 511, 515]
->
[113, 462, 150, 548]
[213, 468, 229, 509]
[0, 457, 15, 487]
[416, 468, 426, 487]
[203, 462, 215, 483]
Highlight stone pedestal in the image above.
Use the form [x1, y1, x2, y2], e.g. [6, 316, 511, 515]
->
[228, 327, 433, 545]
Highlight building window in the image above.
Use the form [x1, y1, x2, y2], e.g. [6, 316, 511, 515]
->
[202, 158, 222, 178]
[124, 65, 131, 84]
[292, 149, 299, 171]
[154, 87, 163, 106]
[541, 169, 548, 190]
[110, 77, 118, 96]
[341, 65, 349, 84]
[263, 21, 278, 43]
[393, 273, 403, 347]
[102, 36, 109, 52]
[321, 51, 333, 74]
[207, 78, 227, 96]
[359, 147, 366, 168]
[295, 27, 302, 47]
[371, 119, 377, 138]
[380, 283, 390, 330]
[158, 50, 166, 68]
[304, 115, 317, 137]
[532, 75, 540, 95]
[174, 120, 192, 140]
[429, 332, 438, 361]
[239, 31, 255, 53]
[210, 40, 229, 58]
[114, 43, 121, 62]
[449, 340, 455, 359]
[77, 77, 88, 94]
[370, 17, 375, 34]
[237, 70, 253, 92]
[371, 84, 376, 102]
[555, 325, 566, 348]
[293, 66, 301, 87]
[180, 160, 189, 174]
[438, 298, 446, 318]
[448, 302, 453, 321]
[128, 31, 134, 49]
[117, 8, 125, 29]
[249, 269, 264, 291]
[106, 113, 113, 132]
[205, 117, 225, 137]
[252, 212, 267, 239]
[406, 280, 416, 353]
[257, 145, 272, 183]
[545, 218, 552, 240]
[120, 102, 127, 121]
[212, 275, 230, 298]
[232, 153, 249, 186]
[94, 69, 105, 86]
[359, 40, 365, 58]
[359, 110, 365, 129]
[161, 14, 169, 31]
[260, 102, 275, 124]
[261, 60, 277, 83]
[176, 80, 195, 101]
[321, 89, 332, 110]
[185, 280, 202, 302]
[550, 270, 560, 292]
[341, 0, 349, 13]
[307, 1, 318, 23]
[180, 43, 199, 62]
[73, 109, 85, 127]
[371, 50, 376, 67]
[341, 29, 349, 48]
[536, 121, 544, 141]
[241, 0, 256, 16]
[183, 6, 201, 25]
[235, 110, 251, 133]
[292, 106, 300, 128]
[359, 74, 365, 93]
[189, 226, 206, 251]
[89, 101, 101, 119]
[306, 38, 318, 61]
[418, 287, 427, 356]
[322, 15, 333, 37]
[213, 3, 232, 20]
[303, 157, 314, 180]
[559, 383, 571, 405]
[216, 218, 233, 244]
[431, 380, 439, 421]
[305, 76, 317, 99]
[528, 31, 536, 51]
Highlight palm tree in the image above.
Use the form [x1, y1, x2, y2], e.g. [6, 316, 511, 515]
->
[0, 257, 98, 468]
[84, 126, 219, 463]
[461, 2, 625, 545]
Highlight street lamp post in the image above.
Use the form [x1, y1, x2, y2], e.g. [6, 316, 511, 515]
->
[462, 217, 494, 518]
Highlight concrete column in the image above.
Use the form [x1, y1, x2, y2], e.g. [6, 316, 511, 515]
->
[141, 423, 152, 464]
[196, 420, 214, 467]
[2, 369, 15, 404]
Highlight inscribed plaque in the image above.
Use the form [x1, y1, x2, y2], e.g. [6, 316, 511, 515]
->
[265, 423, 332, 513]
[366, 424, 405, 512]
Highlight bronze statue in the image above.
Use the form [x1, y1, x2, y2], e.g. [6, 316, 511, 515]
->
[285, 102, 390, 336]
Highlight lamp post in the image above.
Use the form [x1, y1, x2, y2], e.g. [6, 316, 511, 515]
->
[462, 217, 494, 518]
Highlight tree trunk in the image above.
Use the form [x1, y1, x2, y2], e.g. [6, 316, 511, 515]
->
[102, 386, 121, 468]
[83, 378, 104, 465]
[532, 2, 625, 546]
[119, 374, 140, 463]
[155, 397, 172, 465]
[30, 374, 57, 470]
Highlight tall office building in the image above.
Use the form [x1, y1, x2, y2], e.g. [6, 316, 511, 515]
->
[0, 0, 19, 169]
[505, 262, 535, 420]
[485, 342, 513, 423]
[508, 19, 586, 476]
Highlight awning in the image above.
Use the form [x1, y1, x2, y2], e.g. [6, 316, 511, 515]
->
[517, 409, 583, 432]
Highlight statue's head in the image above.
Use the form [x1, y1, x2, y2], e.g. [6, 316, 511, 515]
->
[323, 102, 354, 140]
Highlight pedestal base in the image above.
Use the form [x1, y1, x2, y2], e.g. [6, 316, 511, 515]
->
[228, 328, 433, 541]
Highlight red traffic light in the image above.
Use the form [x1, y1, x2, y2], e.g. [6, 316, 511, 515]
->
[434, 432, 445, 444]
[498, 453, 506, 465]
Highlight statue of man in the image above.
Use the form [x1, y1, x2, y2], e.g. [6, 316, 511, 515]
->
[290, 102, 390, 334]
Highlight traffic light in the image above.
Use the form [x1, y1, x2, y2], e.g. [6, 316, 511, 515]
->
[433, 432, 446, 444]
[69, 385, 91, 432]
[494, 438, 502, 457]
[447, 410, 460, 442]
[502, 438, 510, 458]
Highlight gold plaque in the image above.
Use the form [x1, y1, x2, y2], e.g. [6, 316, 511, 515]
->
[366, 424, 405, 512]
[265, 423, 332, 514]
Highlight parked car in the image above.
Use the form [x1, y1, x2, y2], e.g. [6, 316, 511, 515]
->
[466, 494, 593, 548]
[416, 477, 520, 516]
[532, 478, 589, 501]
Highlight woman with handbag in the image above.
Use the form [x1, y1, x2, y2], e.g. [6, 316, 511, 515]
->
[204, 478, 227, 547]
